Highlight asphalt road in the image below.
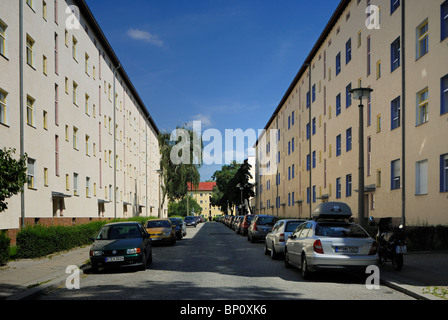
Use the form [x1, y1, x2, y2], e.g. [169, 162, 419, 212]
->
[38, 221, 414, 300]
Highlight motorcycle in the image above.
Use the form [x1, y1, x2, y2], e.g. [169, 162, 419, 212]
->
[369, 217, 407, 271]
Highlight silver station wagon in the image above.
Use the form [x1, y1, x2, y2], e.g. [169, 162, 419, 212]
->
[284, 202, 378, 279]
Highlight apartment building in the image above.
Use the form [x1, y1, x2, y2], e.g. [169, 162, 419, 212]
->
[255, 0, 448, 226]
[188, 182, 223, 220]
[0, 0, 166, 240]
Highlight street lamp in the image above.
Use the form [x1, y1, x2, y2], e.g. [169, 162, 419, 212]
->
[350, 87, 373, 228]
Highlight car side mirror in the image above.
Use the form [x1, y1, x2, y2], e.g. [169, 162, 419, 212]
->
[289, 234, 296, 239]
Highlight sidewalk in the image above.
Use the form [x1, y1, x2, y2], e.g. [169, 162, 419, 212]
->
[0, 247, 447, 300]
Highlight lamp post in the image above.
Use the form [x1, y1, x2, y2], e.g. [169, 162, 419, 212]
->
[350, 87, 373, 228]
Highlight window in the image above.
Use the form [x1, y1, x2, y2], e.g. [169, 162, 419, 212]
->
[85, 52, 89, 75]
[346, 174, 352, 197]
[54, 84, 58, 125]
[336, 93, 341, 116]
[391, 0, 400, 14]
[0, 89, 8, 125]
[26, 35, 35, 67]
[391, 97, 401, 129]
[367, 36, 371, 76]
[441, 154, 448, 192]
[442, 1, 448, 41]
[85, 94, 90, 115]
[442, 74, 448, 115]
[43, 1, 47, 20]
[346, 83, 352, 108]
[0, 21, 7, 57]
[85, 135, 90, 156]
[26, 96, 35, 127]
[377, 170, 382, 187]
[376, 60, 381, 79]
[346, 128, 352, 152]
[73, 82, 78, 105]
[312, 151, 316, 168]
[417, 20, 429, 59]
[346, 38, 351, 64]
[391, 37, 400, 72]
[312, 118, 316, 135]
[27, 158, 36, 189]
[54, 33, 58, 74]
[44, 168, 48, 187]
[43, 110, 48, 129]
[55, 135, 59, 176]
[336, 134, 341, 157]
[73, 173, 79, 196]
[336, 52, 341, 76]
[336, 178, 341, 199]
[72, 36, 77, 60]
[73, 127, 78, 149]
[417, 88, 429, 125]
[377, 114, 382, 132]
[415, 160, 428, 195]
[26, 0, 33, 9]
[86, 177, 90, 198]
[391, 159, 401, 190]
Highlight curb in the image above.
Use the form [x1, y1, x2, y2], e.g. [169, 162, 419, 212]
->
[6, 264, 90, 301]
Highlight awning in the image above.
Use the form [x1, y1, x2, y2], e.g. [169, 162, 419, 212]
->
[51, 191, 72, 198]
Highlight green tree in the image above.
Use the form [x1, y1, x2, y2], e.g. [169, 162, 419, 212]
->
[0, 148, 28, 213]
[158, 123, 202, 207]
[168, 196, 202, 217]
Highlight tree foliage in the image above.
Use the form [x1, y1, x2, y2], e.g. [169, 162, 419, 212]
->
[0, 148, 28, 213]
[168, 196, 202, 217]
[211, 159, 254, 215]
[158, 123, 202, 207]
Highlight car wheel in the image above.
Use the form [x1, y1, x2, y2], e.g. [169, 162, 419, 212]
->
[140, 253, 147, 271]
[284, 249, 291, 268]
[270, 242, 278, 260]
[301, 255, 311, 280]
[264, 242, 270, 255]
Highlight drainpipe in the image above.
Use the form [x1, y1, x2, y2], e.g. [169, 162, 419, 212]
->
[19, 0, 25, 228]
[113, 63, 121, 219]
[401, 1, 406, 227]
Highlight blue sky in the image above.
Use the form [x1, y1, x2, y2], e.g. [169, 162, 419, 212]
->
[85, 0, 341, 180]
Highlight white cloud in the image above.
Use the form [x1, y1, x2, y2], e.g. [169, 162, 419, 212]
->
[127, 28, 164, 47]
[191, 114, 213, 128]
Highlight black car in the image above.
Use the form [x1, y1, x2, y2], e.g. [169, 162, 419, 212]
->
[89, 222, 152, 272]
[169, 217, 183, 239]
[184, 216, 197, 227]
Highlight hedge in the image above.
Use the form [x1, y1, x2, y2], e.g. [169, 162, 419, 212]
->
[15, 217, 155, 259]
[0, 231, 10, 266]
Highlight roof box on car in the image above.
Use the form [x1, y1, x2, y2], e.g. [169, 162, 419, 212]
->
[312, 202, 352, 220]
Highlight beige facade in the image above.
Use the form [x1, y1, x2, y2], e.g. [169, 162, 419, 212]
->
[255, 0, 448, 226]
[188, 182, 223, 220]
[0, 0, 166, 235]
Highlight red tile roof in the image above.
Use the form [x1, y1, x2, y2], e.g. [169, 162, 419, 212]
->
[188, 182, 216, 191]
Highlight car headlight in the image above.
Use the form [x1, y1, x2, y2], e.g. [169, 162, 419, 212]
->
[126, 248, 141, 254]
[90, 250, 103, 256]
[164, 231, 172, 237]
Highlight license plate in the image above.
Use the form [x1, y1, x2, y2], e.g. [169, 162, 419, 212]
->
[105, 256, 124, 262]
[334, 246, 358, 253]
[396, 246, 407, 254]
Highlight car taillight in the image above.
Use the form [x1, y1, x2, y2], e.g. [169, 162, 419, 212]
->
[313, 240, 324, 254]
[253, 223, 258, 231]
[279, 233, 285, 242]
[369, 241, 378, 255]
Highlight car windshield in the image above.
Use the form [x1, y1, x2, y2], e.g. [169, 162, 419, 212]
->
[169, 219, 179, 226]
[185, 217, 194, 221]
[97, 225, 142, 240]
[257, 216, 276, 225]
[146, 220, 171, 228]
[285, 222, 304, 232]
[315, 222, 369, 238]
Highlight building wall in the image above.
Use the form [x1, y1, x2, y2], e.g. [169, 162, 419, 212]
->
[256, 0, 448, 226]
[188, 182, 223, 219]
[0, 0, 166, 236]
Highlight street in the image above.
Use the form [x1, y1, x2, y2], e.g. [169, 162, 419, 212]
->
[38, 222, 414, 300]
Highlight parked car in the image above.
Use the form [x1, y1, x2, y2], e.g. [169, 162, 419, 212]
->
[232, 216, 244, 232]
[247, 215, 278, 243]
[184, 216, 197, 227]
[284, 202, 378, 279]
[144, 219, 177, 245]
[265, 219, 306, 259]
[175, 217, 187, 237]
[169, 217, 183, 240]
[240, 215, 255, 236]
[89, 222, 152, 272]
